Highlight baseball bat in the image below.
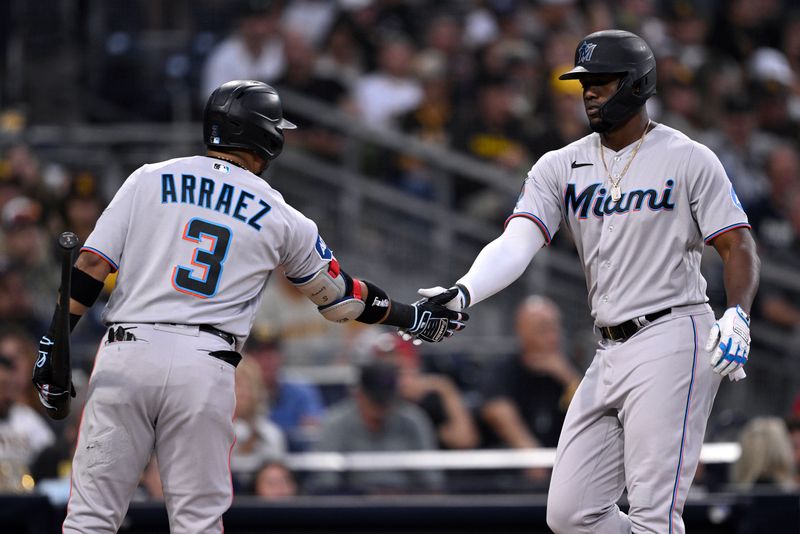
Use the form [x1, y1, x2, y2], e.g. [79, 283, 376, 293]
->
[46, 231, 80, 420]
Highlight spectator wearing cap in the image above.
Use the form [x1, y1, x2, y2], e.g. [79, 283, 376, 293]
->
[307, 360, 442, 494]
[366, 331, 478, 450]
[201, 0, 286, 101]
[245, 334, 326, 452]
[0, 354, 55, 492]
[0, 196, 54, 327]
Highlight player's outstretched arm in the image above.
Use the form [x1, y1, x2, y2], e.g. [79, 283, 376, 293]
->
[290, 261, 468, 343]
[418, 216, 546, 312]
[705, 228, 760, 378]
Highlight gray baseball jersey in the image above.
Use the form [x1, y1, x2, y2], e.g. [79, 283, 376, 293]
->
[510, 123, 749, 327]
[510, 123, 749, 533]
[82, 155, 330, 342]
[64, 156, 332, 534]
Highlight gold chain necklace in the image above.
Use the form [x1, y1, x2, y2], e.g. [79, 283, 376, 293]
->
[599, 121, 651, 201]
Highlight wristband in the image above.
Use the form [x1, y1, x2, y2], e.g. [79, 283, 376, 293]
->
[355, 280, 391, 324]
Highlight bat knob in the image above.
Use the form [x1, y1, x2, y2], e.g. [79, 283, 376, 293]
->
[58, 232, 79, 251]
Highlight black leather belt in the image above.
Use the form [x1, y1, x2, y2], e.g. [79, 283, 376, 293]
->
[198, 324, 236, 346]
[599, 308, 671, 342]
[108, 324, 239, 367]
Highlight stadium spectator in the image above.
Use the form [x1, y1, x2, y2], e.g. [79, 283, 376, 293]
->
[731, 416, 796, 490]
[232, 358, 287, 491]
[351, 36, 422, 128]
[201, 0, 286, 101]
[480, 296, 579, 478]
[1, 196, 58, 325]
[314, 16, 368, 89]
[0, 327, 41, 410]
[253, 461, 297, 500]
[245, 334, 326, 451]
[253, 273, 349, 365]
[307, 360, 443, 494]
[0, 355, 55, 492]
[529, 68, 591, 159]
[366, 330, 478, 450]
[273, 32, 348, 160]
[705, 95, 778, 212]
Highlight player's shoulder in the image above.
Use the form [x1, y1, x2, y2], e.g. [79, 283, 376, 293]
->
[650, 122, 707, 157]
[529, 133, 598, 176]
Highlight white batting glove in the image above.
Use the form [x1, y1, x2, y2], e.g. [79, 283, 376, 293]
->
[705, 305, 751, 378]
[417, 285, 470, 312]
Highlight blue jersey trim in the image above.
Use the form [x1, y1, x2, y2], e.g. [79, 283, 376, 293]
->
[81, 246, 119, 272]
[703, 223, 750, 244]
[505, 212, 552, 245]
[669, 317, 698, 533]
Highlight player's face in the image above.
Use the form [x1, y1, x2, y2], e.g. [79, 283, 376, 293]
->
[579, 74, 624, 128]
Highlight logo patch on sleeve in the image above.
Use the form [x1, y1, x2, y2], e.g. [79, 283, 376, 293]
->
[315, 235, 333, 260]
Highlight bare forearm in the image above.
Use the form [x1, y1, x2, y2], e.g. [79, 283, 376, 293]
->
[482, 400, 540, 449]
[718, 233, 760, 314]
[435, 384, 479, 449]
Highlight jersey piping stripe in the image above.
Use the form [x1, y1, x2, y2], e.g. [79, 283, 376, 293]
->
[703, 222, 751, 244]
[505, 212, 552, 244]
[669, 316, 698, 533]
[80, 246, 119, 272]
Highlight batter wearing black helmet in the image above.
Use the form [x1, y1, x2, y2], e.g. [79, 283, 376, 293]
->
[414, 30, 759, 533]
[51, 80, 467, 533]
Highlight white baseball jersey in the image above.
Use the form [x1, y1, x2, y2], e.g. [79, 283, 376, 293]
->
[509, 123, 750, 327]
[82, 155, 330, 340]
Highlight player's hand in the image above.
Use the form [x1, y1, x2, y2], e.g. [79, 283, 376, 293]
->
[32, 335, 75, 409]
[400, 288, 469, 344]
[417, 285, 469, 312]
[705, 305, 750, 377]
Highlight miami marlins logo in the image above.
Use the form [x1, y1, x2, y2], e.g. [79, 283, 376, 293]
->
[577, 42, 597, 64]
[564, 180, 676, 218]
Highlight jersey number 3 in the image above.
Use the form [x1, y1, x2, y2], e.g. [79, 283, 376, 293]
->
[172, 218, 231, 298]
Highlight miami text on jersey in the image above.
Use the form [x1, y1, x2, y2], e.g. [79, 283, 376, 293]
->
[160, 173, 272, 230]
[564, 179, 675, 218]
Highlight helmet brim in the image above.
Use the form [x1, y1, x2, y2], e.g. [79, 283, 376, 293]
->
[558, 65, 628, 80]
[558, 66, 591, 80]
[279, 118, 297, 130]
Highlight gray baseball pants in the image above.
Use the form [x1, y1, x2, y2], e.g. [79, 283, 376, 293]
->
[547, 304, 722, 534]
[63, 323, 236, 534]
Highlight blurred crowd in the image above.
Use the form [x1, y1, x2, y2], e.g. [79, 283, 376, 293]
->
[1, 0, 800, 505]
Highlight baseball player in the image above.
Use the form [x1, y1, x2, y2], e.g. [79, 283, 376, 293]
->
[32, 80, 467, 533]
[417, 30, 760, 533]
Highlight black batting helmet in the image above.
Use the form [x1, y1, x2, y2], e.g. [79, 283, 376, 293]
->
[203, 80, 296, 162]
[559, 30, 656, 132]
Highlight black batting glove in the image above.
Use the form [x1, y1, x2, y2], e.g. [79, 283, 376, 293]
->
[32, 334, 75, 410]
[400, 288, 470, 344]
